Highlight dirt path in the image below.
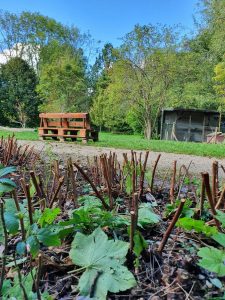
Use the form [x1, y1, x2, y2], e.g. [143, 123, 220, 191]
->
[18, 140, 225, 176]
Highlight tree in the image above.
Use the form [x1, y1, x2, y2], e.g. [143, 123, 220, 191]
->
[0, 10, 85, 72]
[37, 42, 88, 112]
[91, 25, 178, 139]
[0, 57, 40, 127]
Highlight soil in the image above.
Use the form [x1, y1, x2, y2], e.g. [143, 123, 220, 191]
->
[1, 137, 225, 299]
[18, 140, 225, 176]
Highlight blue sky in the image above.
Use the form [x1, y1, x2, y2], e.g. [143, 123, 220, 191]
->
[0, 0, 198, 47]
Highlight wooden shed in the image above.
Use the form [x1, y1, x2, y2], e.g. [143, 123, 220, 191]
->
[160, 108, 223, 142]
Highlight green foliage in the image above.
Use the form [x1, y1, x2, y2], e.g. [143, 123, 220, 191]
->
[165, 199, 194, 218]
[0, 57, 40, 127]
[37, 41, 88, 113]
[133, 230, 148, 259]
[0, 10, 82, 70]
[0, 165, 16, 194]
[215, 210, 225, 228]
[60, 195, 159, 234]
[198, 246, 225, 277]
[176, 217, 218, 237]
[2, 270, 52, 299]
[138, 203, 160, 227]
[212, 233, 225, 248]
[69, 227, 136, 299]
[38, 207, 61, 227]
[4, 211, 19, 234]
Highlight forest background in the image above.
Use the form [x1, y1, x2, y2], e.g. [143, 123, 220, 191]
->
[0, 0, 225, 140]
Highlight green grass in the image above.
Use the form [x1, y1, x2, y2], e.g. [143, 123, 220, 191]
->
[1, 129, 225, 158]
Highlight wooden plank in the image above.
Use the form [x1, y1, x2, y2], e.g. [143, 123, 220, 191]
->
[39, 134, 59, 137]
[47, 121, 61, 127]
[39, 113, 88, 119]
[68, 121, 86, 128]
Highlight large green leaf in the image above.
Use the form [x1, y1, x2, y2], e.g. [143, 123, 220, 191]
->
[212, 232, 225, 248]
[4, 211, 19, 234]
[0, 183, 15, 193]
[37, 227, 61, 246]
[38, 207, 61, 227]
[138, 203, 160, 227]
[27, 235, 40, 257]
[69, 228, 136, 299]
[176, 217, 218, 237]
[198, 247, 225, 276]
[215, 210, 225, 228]
[0, 178, 16, 187]
[0, 166, 16, 178]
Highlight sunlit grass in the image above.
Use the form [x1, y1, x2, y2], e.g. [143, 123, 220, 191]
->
[1, 129, 225, 158]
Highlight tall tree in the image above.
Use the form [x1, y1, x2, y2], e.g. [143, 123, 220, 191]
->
[37, 42, 88, 112]
[0, 10, 85, 72]
[91, 25, 178, 138]
[0, 57, 40, 127]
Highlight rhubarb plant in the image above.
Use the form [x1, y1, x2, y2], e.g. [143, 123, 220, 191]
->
[69, 227, 136, 299]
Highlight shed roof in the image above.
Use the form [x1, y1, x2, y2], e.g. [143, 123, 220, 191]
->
[162, 108, 219, 114]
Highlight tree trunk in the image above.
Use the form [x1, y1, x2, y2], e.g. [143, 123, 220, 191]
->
[144, 119, 152, 140]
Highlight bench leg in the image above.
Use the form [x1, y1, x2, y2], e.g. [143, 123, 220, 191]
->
[39, 136, 46, 141]
[59, 137, 65, 142]
[82, 138, 88, 144]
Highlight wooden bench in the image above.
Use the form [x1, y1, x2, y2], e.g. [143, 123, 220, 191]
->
[38, 113, 98, 143]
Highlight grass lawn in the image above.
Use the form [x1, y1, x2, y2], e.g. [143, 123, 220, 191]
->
[1, 129, 225, 158]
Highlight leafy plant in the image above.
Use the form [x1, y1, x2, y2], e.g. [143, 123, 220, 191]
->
[69, 227, 136, 299]
[3, 198, 20, 235]
[17, 223, 61, 257]
[198, 247, 225, 277]
[138, 203, 160, 227]
[38, 207, 61, 227]
[176, 217, 218, 237]
[165, 199, 194, 218]
[215, 210, 225, 228]
[2, 270, 52, 299]
[0, 165, 16, 194]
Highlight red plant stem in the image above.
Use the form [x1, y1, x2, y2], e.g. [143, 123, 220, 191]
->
[215, 184, 225, 209]
[5, 137, 13, 165]
[150, 154, 161, 192]
[158, 199, 186, 254]
[68, 158, 78, 207]
[100, 155, 113, 209]
[212, 161, 218, 206]
[202, 172, 221, 231]
[200, 173, 205, 216]
[30, 171, 42, 198]
[169, 160, 177, 204]
[0, 201, 8, 293]
[132, 192, 139, 226]
[26, 184, 34, 225]
[12, 190, 26, 241]
[18, 145, 29, 165]
[49, 176, 64, 208]
[36, 254, 42, 300]
[139, 151, 149, 197]
[38, 174, 46, 200]
[74, 162, 110, 210]
[130, 211, 136, 251]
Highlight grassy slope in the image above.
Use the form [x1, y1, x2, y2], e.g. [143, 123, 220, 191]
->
[1, 129, 225, 158]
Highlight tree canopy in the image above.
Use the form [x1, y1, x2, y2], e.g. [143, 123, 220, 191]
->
[0, 1, 224, 135]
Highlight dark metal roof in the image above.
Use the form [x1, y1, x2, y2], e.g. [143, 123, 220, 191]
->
[162, 108, 219, 114]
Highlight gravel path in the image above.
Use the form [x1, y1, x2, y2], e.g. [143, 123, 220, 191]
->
[18, 140, 225, 177]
